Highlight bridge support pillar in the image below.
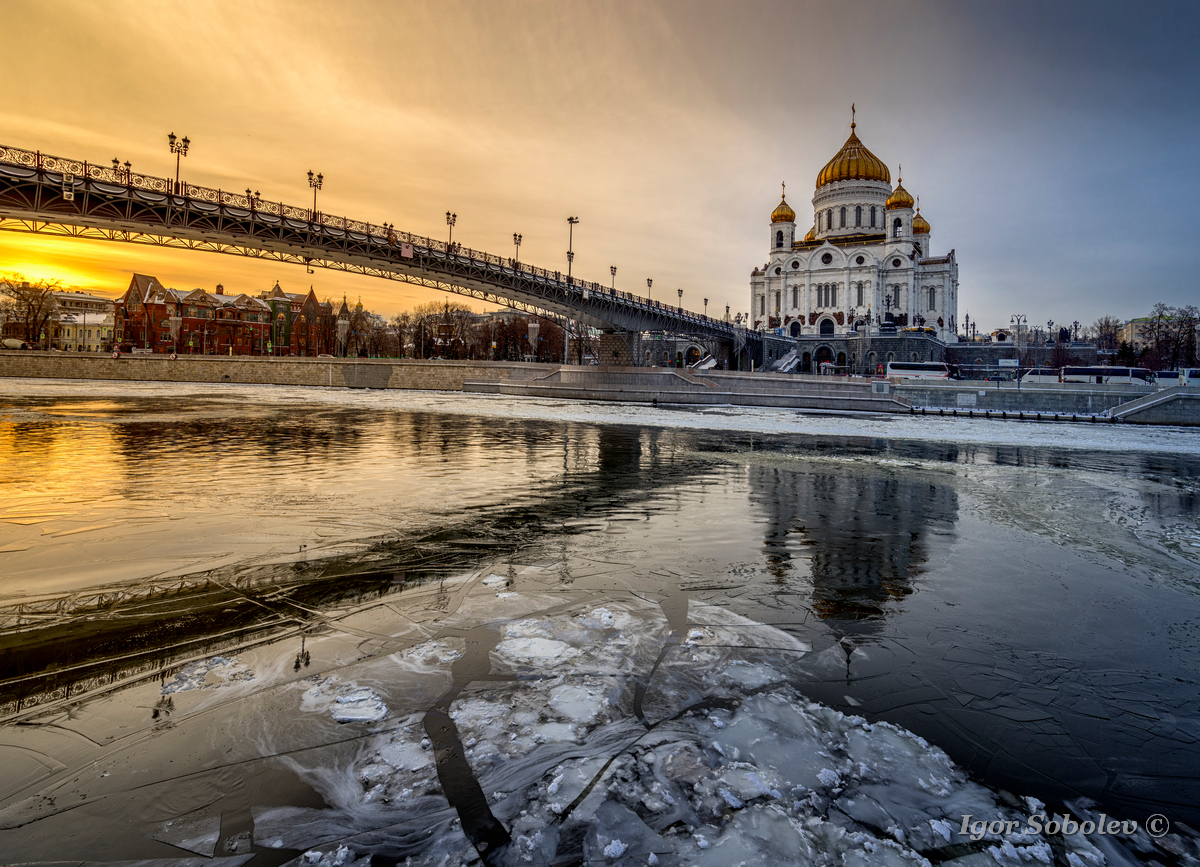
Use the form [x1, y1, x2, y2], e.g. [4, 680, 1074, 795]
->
[598, 332, 635, 366]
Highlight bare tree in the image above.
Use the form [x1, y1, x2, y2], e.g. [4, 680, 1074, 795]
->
[1090, 315, 1122, 352]
[0, 274, 60, 345]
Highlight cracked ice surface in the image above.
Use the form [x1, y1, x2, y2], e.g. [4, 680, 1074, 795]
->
[249, 593, 1177, 867]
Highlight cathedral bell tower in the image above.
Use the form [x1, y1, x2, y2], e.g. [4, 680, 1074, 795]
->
[770, 184, 796, 251]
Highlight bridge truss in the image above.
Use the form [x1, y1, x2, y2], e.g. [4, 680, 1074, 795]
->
[0, 145, 754, 359]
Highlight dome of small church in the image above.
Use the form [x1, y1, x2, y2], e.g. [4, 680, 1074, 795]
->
[771, 194, 796, 224]
[815, 123, 891, 188]
[804, 225, 816, 242]
[913, 207, 930, 235]
[886, 180, 914, 211]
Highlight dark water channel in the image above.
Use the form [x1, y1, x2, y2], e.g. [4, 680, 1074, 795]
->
[0, 386, 1198, 863]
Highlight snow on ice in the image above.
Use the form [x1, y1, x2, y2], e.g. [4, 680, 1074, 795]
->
[249, 592, 1189, 867]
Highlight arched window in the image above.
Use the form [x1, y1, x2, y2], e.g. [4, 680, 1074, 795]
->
[792, 286, 798, 307]
[775, 230, 783, 248]
[892, 217, 902, 238]
[929, 287, 936, 310]
[870, 206, 876, 228]
[820, 318, 835, 335]
[839, 207, 846, 228]
[831, 285, 837, 307]
[855, 205, 862, 227]
[856, 282, 864, 307]
[826, 209, 833, 231]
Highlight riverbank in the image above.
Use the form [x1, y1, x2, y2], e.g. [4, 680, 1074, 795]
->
[2, 352, 1197, 424]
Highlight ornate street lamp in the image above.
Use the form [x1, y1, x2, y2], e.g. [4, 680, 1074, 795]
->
[308, 171, 324, 218]
[513, 232, 522, 262]
[245, 188, 261, 209]
[646, 277, 652, 302]
[703, 297, 708, 318]
[167, 132, 189, 193]
[610, 265, 616, 291]
[446, 211, 457, 248]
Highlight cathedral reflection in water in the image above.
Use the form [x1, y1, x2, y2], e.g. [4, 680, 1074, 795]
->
[748, 463, 958, 632]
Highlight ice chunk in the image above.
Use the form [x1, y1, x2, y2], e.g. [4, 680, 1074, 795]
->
[162, 656, 254, 694]
[481, 573, 507, 587]
[549, 684, 603, 724]
[493, 636, 580, 666]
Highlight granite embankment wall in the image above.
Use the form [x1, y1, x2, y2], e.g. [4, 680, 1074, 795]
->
[894, 381, 1154, 414]
[0, 352, 558, 390]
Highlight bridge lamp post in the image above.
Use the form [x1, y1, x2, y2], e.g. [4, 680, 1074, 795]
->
[610, 266, 616, 293]
[704, 297, 708, 319]
[677, 288, 683, 367]
[167, 132, 189, 194]
[513, 233, 522, 263]
[646, 278, 652, 303]
[245, 188, 261, 209]
[566, 216, 579, 364]
[446, 212, 456, 249]
[308, 171, 323, 219]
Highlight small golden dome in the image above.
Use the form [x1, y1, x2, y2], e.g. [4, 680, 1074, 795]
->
[912, 206, 930, 235]
[804, 225, 816, 242]
[886, 170, 914, 210]
[815, 122, 891, 188]
[771, 183, 796, 223]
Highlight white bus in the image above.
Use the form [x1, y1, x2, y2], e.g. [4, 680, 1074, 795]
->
[1160, 369, 1200, 387]
[1020, 368, 1061, 384]
[1061, 366, 1152, 385]
[886, 361, 950, 380]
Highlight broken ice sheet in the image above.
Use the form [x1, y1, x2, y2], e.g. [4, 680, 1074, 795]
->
[259, 596, 1131, 867]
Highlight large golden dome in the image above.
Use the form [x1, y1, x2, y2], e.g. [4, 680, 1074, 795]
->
[815, 123, 891, 188]
[913, 206, 930, 234]
[804, 225, 816, 242]
[771, 188, 796, 223]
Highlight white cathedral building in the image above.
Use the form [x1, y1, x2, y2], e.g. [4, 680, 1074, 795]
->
[750, 116, 959, 345]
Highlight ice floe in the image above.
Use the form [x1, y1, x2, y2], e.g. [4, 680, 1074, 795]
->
[250, 595, 1194, 867]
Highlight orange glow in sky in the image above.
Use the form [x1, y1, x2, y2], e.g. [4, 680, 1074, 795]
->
[3, 1, 1197, 325]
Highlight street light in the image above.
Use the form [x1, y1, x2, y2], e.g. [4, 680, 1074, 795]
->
[308, 170, 323, 218]
[245, 188, 261, 209]
[566, 216, 579, 364]
[167, 132, 189, 194]
[513, 232, 522, 262]
[446, 211, 457, 248]
[1047, 319, 1055, 343]
[703, 297, 708, 318]
[646, 277, 652, 302]
[610, 265, 616, 292]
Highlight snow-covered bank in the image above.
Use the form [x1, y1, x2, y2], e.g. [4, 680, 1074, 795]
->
[4, 377, 1200, 454]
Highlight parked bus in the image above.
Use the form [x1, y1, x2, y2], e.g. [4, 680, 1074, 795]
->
[1061, 366, 1152, 385]
[1020, 368, 1061, 384]
[886, 361, 950, 379]
[1155, 370, 1200, 387]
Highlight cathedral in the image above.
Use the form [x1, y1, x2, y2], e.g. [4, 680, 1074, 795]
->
[750, 112, 959, 371]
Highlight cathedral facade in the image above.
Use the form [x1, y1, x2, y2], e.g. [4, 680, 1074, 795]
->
[750, 117, 959, 355]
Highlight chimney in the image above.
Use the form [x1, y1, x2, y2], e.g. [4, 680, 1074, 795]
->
[216, 284, 224, 295]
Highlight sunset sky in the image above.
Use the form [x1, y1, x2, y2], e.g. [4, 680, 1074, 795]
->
[3, 0, 1197, 329]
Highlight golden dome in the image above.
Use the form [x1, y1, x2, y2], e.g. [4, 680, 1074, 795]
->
[815, 123, 891, 188]
[886, 170, 914, 210]
[913, 206, 930, 235]
[804, 225, 816, 242]
[771, 184, 796, 223]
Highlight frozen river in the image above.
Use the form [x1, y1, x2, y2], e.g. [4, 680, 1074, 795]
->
[0, 379, 1198, 866]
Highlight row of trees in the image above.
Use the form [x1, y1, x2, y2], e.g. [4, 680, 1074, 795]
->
[354, 300, 579, 361]
[1011, 308, 1198, 371]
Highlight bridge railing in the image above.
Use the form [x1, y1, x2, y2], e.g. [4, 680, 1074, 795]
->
[1, 143, 750, 337]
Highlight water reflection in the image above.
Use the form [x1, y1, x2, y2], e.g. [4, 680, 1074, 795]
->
[748, 464, 958, 631]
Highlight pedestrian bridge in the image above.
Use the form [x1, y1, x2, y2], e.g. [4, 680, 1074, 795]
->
[0, 144, 755, 361]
